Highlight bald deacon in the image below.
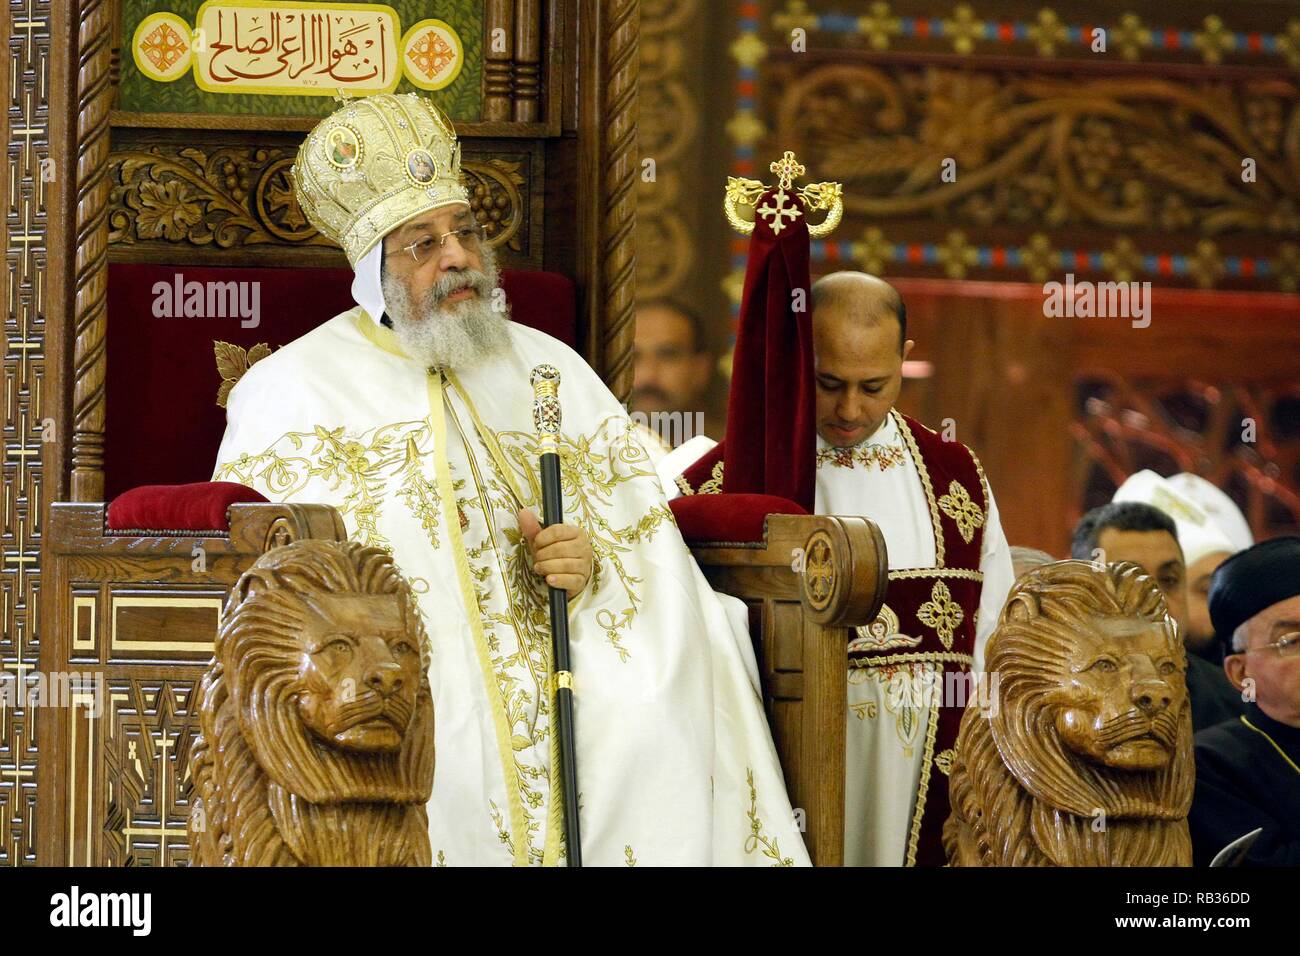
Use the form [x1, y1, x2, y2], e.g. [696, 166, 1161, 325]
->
[810, 272, 1015, 867]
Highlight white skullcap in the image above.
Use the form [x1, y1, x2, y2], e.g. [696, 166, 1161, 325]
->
[1112, 470, 1236, 567]
[1167, 472, 1253, 554]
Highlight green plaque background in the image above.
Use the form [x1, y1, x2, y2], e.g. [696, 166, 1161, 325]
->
[120, 0, 484, 119]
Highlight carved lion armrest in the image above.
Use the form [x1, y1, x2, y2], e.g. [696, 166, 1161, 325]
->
[38, 489, 348, 866]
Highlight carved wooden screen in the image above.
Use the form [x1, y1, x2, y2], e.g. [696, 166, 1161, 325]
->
[1069, 290, 1300, 542]
[888, 280, 1300, 554]
[20, 0, 640, 868]
[632, 0, 1300, 553]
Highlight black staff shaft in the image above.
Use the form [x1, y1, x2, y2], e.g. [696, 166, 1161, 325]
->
[539, 449, 581, 866]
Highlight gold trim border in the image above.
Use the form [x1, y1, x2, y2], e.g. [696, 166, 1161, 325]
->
[888, 567, 983, 582]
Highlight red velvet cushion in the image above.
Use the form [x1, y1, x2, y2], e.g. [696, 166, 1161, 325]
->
[105, 263, 576, 501]
[670, 493, 809, 544]
[107, 481, 268, 532]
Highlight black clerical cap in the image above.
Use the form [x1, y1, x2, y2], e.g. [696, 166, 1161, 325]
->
[1208, 536, 1300, 650]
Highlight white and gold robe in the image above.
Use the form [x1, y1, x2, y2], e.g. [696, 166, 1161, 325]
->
[814, 412, 1014, 865]
[214, 307, 808, 867]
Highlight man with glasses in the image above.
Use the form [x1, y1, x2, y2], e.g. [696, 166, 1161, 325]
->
[214, 93, 808, 866]
[1189, 536, 1300, 865]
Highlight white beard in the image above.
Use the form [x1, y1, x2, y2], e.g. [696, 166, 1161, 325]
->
[381, 246, 512, 370]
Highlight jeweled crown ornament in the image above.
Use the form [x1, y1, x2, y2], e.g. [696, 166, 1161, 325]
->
[723, 150, 843, 237]
[291, 92, 469, 266]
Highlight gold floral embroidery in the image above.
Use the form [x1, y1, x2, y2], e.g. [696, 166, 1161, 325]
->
[699, 458, 725, 495]
[488, 799, 514, 856]
[624, 845, 638, 867]
[937, 479, 985, 544]
[493, 416, 672, 661]
[872, 665, 925, 758]
[816, 442, 907, 471]
[917, 579, 963, 649]
[214, 419, 443, 548]
[934, 749, 956, 776]
[744, 768, 795, 867]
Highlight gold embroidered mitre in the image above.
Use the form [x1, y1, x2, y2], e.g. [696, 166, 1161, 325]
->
[291, 93, 469, 266]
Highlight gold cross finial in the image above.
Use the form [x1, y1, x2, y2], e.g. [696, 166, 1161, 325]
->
[770, 150, 806, 190]
[724, 150, 843, 237]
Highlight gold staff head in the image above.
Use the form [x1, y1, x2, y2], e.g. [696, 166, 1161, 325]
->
[723, 149, 843, 238]
[531, 364, 562, 450]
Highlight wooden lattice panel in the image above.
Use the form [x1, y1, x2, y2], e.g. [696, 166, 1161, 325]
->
[1, 0, 51, 867]
[1072, 375, 1300, 540]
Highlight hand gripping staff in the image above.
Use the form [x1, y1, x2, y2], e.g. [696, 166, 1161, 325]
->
[531, 364, 582, 866]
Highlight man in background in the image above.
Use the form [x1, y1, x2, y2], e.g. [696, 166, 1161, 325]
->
[1071, 501, 1245, 730]
[1113, 470, 1238, 662]
[1191, 537, 1300, 865]
[632, 299, 721, 446]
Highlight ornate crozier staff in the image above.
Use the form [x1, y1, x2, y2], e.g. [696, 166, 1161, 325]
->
[530, 364, 582, 866]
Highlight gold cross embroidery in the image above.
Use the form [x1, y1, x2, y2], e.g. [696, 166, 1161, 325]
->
[917, 579, 963, 650]
[938, 479, 985, 544]
[756, 189, 801, 235]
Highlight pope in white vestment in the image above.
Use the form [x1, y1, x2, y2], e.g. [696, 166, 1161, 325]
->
[213, 93, 807, 866]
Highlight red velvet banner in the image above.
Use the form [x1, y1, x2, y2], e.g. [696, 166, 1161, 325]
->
[721, 186, 817, 512]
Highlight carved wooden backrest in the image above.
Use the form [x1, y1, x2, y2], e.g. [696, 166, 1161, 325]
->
[691, 513, 888, 866]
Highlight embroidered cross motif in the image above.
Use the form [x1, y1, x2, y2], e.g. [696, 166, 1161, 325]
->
[938, 479, 985, 544]
[815, 442, 907, 471]
[757, 189, 802, 235]
[917, 579, 963, 649]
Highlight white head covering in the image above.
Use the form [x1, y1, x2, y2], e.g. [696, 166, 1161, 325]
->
[351, 243, 387, 326]
[1112, 470, 1236, 567]
[1167, 472, 1254, 554]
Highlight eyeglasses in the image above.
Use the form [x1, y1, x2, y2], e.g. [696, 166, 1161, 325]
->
[1241, 631, 1300, 658]
[397, 223, 485, 264]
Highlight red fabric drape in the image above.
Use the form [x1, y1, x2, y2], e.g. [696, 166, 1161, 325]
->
[720, 187, 816, 512]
